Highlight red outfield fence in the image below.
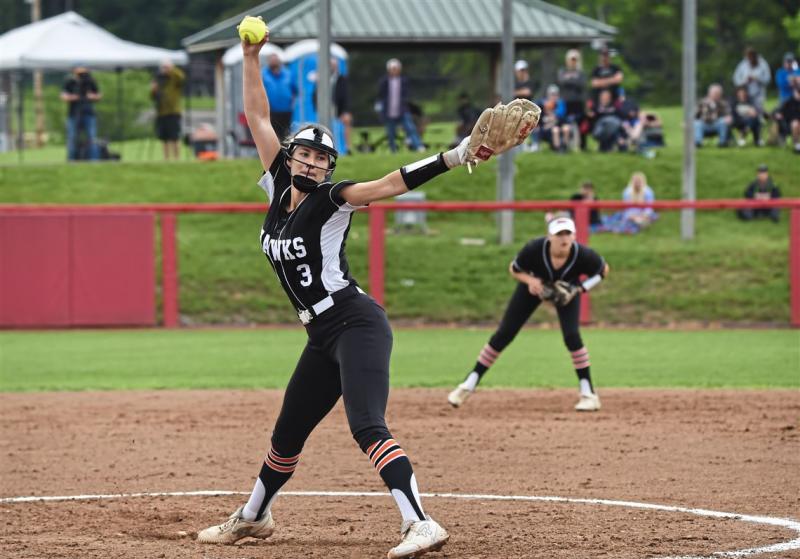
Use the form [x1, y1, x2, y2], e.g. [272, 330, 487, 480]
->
[1, 199, 799, 328]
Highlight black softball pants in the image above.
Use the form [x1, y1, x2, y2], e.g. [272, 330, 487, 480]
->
[489, 282, 584, 353]
[270, 294, 394, 456]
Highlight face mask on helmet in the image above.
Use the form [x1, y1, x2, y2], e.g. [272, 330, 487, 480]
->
[286, 127, 338, 192]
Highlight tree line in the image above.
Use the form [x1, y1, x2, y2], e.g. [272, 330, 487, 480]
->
[2, 0, 798, 120]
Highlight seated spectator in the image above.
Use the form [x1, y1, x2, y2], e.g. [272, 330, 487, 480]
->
[451, 92, 481, 148]
[604, 172, 657, 234]
[737, 164, 781, 223]
[773, 82, 800, 153]
[694, 84, 732, 147]
[637, 111, 665, 158]
[617, 90, 640, 152]
[537, 85, 571, 152]
[731, 86, 762, 147]
[569, 181, 604, 231]
[587, 89, 623, 152]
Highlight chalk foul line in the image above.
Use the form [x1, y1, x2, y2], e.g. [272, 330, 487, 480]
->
[1, 490, 798, 558]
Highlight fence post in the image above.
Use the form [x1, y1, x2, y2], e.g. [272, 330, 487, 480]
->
[574, 205, 592, 325]
[161, 213, 179, 328]
[790, 208, 800, 328]
[368, 206, 386, 306]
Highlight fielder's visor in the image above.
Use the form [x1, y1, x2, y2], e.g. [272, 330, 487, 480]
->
[289, 127, 338, 163]
[548, 216, 576, 235]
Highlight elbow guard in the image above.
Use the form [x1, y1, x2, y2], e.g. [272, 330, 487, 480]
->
[400, 153, 449, 190]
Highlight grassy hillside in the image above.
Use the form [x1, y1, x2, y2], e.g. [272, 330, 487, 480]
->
[0, 106, 798, 325]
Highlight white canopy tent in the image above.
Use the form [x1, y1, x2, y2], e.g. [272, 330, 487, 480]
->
[0, 11, 187, 71]
[0, 11, 187, 159]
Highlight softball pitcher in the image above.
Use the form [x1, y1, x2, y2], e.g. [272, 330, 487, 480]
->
[448, 215, 609, 412]
[196, 34, 539, 559]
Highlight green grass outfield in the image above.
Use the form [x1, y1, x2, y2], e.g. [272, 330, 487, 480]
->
[0, 328, 797, 392]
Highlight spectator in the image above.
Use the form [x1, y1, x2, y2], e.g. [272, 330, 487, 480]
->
[313, 57, 352, 153]
[737, 164, 780, 223]
[451, 92, 481, 148]
[150, 60, 185, 161]
[588, 89, 623, 152]
[598, 172, 656, 234]
[376, 58, 423, 152]
[622, 172, 657, 228]
[731, 86, 761, 147]
[617, 90, 640, 152]
[637, 110, 665, 158]
[774, 82, 800, 153]
[590, 45, 623, 104]
[261, 53, 295, 141]
[776, 52, 800, 104]
[615, 92, 664, 157]
[537, 85, 570, 152]
[513, 59, 535, 100]
[732, 47, 771, 115]
[557, 49, 587, 149]
[60, 65, 102, 161]
[694, 84, 732, 147]
[569, 181, 603, 231]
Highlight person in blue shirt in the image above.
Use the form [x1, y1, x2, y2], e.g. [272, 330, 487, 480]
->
[775, 52, 799, 104]
[773, 53, 800, 145]
[261, 53, 296, 141]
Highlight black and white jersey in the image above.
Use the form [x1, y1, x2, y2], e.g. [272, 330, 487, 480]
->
[258, 150, 362, 314]
[512, 237, 605, 284]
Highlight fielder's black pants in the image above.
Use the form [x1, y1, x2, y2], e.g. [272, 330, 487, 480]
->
[489, 282, 584, 353]
[270, 294, 394, 456]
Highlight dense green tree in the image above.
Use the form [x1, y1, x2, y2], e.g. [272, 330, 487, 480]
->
[2, 0, 798, 112]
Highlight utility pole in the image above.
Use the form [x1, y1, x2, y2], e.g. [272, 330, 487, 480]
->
[29, 0, 45, 147]
[317, 0, 332, 131]
[497, 0, 515, 245]
[681, 0, 696, 240]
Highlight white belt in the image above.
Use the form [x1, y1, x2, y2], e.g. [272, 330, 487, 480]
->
[299, 286, 366, 325]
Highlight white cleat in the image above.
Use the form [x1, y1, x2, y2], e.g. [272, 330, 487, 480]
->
[575, 393, 601, 412]
[447, 384, 474, 408]
[196, 505, 275, 544]
[387, 516, 450, 559]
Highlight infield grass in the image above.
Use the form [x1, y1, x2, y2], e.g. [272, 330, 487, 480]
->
[0, 328, 797, 392]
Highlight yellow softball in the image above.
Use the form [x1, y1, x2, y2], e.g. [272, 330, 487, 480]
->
[238, 16, 268, 44]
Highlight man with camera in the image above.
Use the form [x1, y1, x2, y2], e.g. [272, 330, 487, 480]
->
[60, 65, 102, 161]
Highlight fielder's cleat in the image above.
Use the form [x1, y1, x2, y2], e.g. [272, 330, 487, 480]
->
[196, 505, 275, 544]
[387, 516, 449, 559]
[574, 393, 601, 412]
[447, 384, 474, 408]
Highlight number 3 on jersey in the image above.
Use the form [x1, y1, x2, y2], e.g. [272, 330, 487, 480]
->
[296, 264, 312, 286]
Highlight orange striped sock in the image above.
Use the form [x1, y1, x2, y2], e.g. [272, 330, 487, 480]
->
[366, 438, 425, 522]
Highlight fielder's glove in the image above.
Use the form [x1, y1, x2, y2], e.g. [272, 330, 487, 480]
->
[541, 280, 582, 306]
[552, 280, 582, 306]
[463, 98, 541, 173]
[540, 282, 557, 303]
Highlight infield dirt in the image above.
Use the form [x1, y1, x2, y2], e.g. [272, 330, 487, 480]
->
[1, 388, 798, 558]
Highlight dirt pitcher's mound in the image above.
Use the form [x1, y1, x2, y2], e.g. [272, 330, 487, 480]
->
[1, 388, 799, 558]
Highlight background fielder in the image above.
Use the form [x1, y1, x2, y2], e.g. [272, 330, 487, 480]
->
[448, 215, 610, 412]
